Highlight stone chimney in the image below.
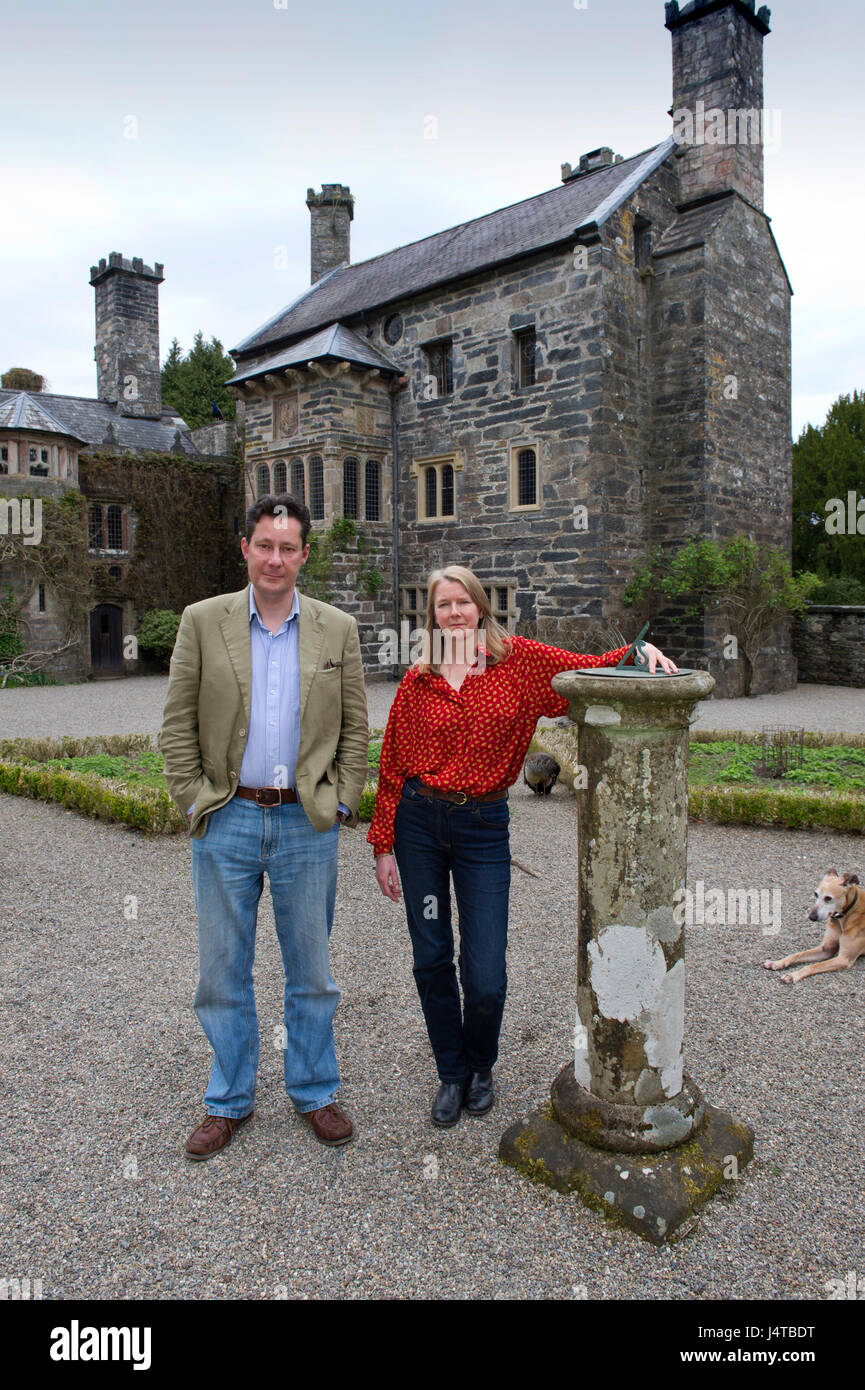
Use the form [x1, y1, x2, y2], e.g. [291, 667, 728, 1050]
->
[90, 253, 164, 418]
[305, 184, 354, 284]
[666, 0, 772, 210]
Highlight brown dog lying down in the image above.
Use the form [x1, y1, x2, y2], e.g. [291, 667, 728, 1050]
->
[762, 871, 864, 984]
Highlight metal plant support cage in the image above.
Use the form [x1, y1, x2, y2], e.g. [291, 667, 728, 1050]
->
[755, 724, 805, 780]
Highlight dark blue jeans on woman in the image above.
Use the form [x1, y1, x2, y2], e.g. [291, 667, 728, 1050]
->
[393, 778, 511, 1083]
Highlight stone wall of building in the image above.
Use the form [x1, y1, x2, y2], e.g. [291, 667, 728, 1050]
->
[241, 370, 394, 528]
[793, 606, 865, 688]
[323, 539, 394, 681]
[647, 188, 793, 695]
[0, 474, 88, 679]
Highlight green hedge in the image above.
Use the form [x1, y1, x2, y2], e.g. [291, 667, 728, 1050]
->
[0, 761, 185, 833]
[529, 729, 865, 834]
[0, 732, 379, 832]
[688, 783, 865, 834]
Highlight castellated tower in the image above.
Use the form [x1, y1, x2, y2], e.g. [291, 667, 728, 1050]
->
[666, 0, 771, 209]
[306, 184, 354, 284]
[89, 253, 164, 418]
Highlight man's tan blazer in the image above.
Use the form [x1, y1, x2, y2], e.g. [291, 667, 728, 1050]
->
[159, 585, 369, 838]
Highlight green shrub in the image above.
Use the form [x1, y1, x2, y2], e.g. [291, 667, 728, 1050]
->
[137, 610, 182, 667]
[807, 575, 865, 605]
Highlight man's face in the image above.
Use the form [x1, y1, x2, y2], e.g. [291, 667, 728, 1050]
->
[241, 513, 309, 599]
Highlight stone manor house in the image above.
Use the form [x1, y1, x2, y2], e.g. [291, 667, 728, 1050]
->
[228, 0, 793, 695]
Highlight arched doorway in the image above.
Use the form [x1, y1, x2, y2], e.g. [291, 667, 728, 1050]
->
[90, 603, 123, 676]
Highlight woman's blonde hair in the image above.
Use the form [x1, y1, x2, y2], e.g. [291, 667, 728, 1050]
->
[413, 565, 512, 674]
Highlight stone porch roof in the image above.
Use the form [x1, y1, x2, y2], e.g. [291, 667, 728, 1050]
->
[226, 322, 402, 387]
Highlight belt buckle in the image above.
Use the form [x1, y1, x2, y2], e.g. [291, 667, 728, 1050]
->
[453, 790, 468, 805]
[255, 788, 280, 807]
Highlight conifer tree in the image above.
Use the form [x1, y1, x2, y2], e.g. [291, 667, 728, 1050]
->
[160, 333, 236, 429]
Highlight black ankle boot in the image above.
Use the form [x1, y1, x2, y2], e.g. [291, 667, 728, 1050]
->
[431, 1080, 467, 1127]
[464, 1070, 494, 1115]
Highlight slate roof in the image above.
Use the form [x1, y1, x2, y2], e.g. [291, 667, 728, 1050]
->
[227, 322, 403, 386]
[0, 390, 196, 454]
[232, 138, 675, 359]
[0, 391, 88, 442]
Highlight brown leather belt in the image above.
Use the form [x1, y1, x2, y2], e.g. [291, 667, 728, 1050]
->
[414, 780, 507, 806]
[236, 786, 298, 806]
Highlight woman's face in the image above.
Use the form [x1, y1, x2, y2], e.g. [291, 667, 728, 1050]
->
[432, 579, 482, 632]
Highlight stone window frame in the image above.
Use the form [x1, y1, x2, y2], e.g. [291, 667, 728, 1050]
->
[308, 455, 325, 521]
[255, 462, 271, 497]
[482, 582, 518, 634]
[343, 456, 359, 519]
[410, 451, 464, 523]
[291, 458, 306, 504]
[513, 327, 537, 390]
[364, 458, 382, 522]
[633, 214, 653, 270]
[87, 501, 130, 554]
[420, 337, 454, 400]
[508, 442, 541, 513]
[272, 458, 288, 492]
[400, 585, 429, 633]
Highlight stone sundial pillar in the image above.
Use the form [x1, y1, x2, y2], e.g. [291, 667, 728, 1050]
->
[500, 668, 754, 1245]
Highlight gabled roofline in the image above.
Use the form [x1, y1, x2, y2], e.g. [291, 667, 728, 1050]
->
[575, 135, 675, 237]
[232, 141, 674, 361]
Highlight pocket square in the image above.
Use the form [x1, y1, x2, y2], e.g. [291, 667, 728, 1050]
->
[323, 659, 344, 670]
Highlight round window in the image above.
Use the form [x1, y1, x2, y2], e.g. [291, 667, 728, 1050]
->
[383, 313, 404, 345]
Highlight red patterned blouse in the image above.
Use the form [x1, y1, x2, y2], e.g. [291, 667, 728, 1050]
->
[367, 635, 631, 856]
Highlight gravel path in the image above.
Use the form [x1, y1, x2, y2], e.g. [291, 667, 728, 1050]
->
[1, 674, 863, 1300]
[0, 673, 861, 741]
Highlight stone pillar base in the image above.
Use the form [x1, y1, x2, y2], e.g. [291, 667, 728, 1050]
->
[552, 1063, 706, 1153]
[499, 1100, 754, 1245]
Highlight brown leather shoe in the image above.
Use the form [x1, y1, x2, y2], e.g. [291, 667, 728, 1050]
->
[302, 1102, 355, 1146]
[185, 1110, 253, 1160]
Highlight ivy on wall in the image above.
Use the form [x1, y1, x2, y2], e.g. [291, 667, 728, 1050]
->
[0, 488, 92, 636]
[80, 450, 246, 614]
[300, 519, 386, 603]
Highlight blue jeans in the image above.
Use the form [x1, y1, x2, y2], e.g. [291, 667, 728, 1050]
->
[190, 795, 340, 1116]
[393, 779, 511, 1083]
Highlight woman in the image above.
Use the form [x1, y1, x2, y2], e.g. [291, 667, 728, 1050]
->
[369, 566, 678, 1128]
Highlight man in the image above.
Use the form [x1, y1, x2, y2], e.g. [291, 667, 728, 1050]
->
[159, 493, 368, 1158]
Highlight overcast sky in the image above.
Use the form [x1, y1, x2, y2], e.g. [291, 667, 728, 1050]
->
[2, 0, 863, 439]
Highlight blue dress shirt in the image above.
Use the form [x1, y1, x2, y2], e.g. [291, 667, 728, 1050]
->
[239, 586, 301, 789]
